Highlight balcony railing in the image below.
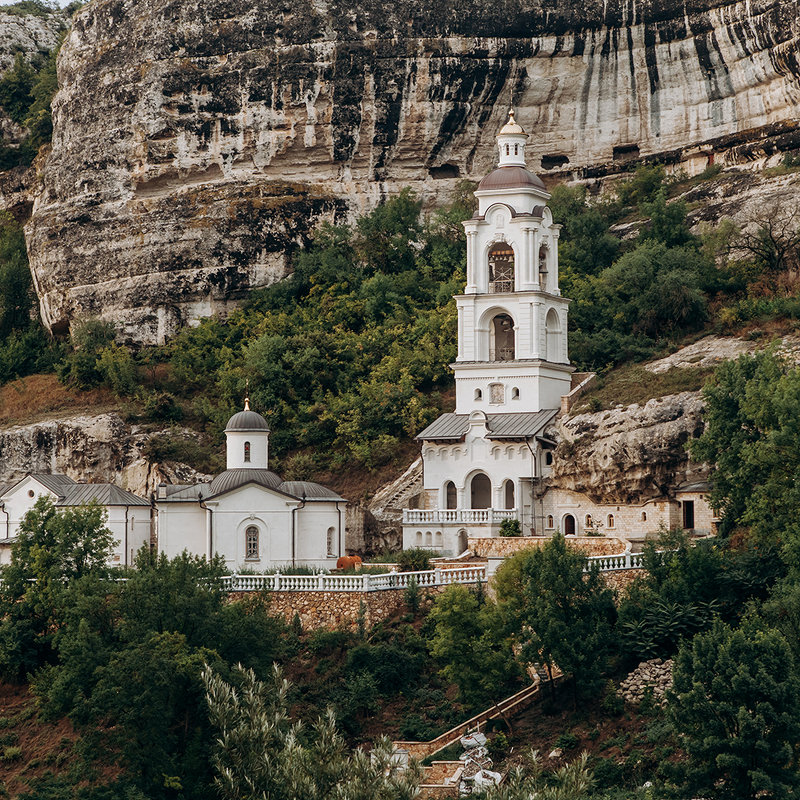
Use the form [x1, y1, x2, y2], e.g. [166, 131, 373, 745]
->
[489, 347, 515, 361]
[402, 508, 518, 524]
[488, 280, 514, 293]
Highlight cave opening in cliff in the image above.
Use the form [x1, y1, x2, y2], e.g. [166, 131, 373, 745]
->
[541, 154, 570, 170]
[613, 144, 640, 162]
[428, 163, 460, 179]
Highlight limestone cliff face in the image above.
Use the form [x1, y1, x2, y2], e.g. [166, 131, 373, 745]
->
[26, 0, 800, 343]
[0, 10, 65, 75]
[549, 392, 707, 504]
[0, 413, 208, 497]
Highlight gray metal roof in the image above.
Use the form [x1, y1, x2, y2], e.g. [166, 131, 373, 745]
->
[417, 410, 558, 442]
[279, 481, 344, 501]
[57, 484, 150, 507]
[224, 410, 270, 433]
[158, 484, 210, 502]
[207, 468, 283, 498]
[30, 473, 77, 495]
[676, 481, 710, 493]
[477, 166, 546, 192]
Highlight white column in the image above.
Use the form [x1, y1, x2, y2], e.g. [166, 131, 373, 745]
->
[457, 307, 464, 360]
[551, 225, 561, 295]
[531, 228, 540, 290]
[466, 230, 478, 294]
[531, 302, 542, 359]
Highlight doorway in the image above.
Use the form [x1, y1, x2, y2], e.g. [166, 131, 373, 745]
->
[563, 514, 576, 536]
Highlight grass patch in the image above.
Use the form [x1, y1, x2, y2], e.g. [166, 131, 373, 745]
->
[576, 364, 715, 411]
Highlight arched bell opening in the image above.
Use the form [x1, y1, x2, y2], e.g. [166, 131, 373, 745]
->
[545, 308, 561, 362]
[488, 243, 515, 293]
[490, 314, 515, 361]
[470, 473, 492, 509]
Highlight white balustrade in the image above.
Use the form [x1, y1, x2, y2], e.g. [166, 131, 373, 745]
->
[402, 508, 518, 524]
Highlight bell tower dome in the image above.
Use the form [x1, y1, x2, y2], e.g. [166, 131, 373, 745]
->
[224, 398, 270, 470]
[454, 109, 573, 415]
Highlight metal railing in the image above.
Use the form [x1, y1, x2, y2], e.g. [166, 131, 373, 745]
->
[402, 508, 518, 524]
[488, 280, 514, 293]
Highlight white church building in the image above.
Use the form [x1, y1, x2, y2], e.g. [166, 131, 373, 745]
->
[156, 402, 346, 571]
[402, 110, 717, 555]
[0, 473, 151, 566]
[403, 111, 571, 555]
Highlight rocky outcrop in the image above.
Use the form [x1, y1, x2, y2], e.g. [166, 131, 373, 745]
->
[0, 413, 208, 497]
[550, 391, 707, 504]
[619, 658, 674, 706]
[0, 9, 65, 75]
[26, 0, 800, 342]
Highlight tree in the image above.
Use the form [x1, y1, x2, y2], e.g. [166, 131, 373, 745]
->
[203, 663, 421, 800]
[0, 497, 115, 680]
[57, 318, 117, 388]
[733, 203, 800, 275]
[428, 584, 521, 729]
[668, 619, 800, 800]
[494, 534, 616, 702]
[480, 749, 593, 800]
[690, 349, 800, 545]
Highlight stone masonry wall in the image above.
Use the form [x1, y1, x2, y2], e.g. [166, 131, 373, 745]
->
[469, 536, 627, 559]
[264, 586, 444, 631]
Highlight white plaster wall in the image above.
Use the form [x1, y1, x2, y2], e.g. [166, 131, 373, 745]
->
[295, 501, 341, 568]
[0, 477, 58, 537]
[156, 502, 206, 560]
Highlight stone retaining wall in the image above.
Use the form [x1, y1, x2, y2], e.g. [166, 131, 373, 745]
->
[263, 586, 443, 631]
[601, 569, 642, 594]
[469, 536, 627, 559]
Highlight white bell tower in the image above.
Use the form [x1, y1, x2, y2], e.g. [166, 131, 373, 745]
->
[455, 109, 573, 414]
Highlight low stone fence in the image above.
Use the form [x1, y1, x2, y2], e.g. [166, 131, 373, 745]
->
[469, 535, 627, 559]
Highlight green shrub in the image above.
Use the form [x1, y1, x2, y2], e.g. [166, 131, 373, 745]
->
[0, 746, 21, 762]
[499, 518, 522, 537]
[592, 756, 624, 789]
[555, 731, 580, 750]
[487, 731, 509, 761]
[601, 680, 624, 717]
[397, 548, 436, 572]
[142, 391, 183, 422]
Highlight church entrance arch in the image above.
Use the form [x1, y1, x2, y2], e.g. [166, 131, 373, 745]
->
[490, 314, 515, 361]
[457, 529, 468, 554]
[470, 473, 492, 509]
[562, 513, 576, 536]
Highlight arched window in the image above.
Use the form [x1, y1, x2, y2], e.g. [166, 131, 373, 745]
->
[490, 314, 515, 361]
[474, 388, 483, 401]
[470, 473, 492, 509]
[511, 387, 519, 400]
[425, 531, 432, 546]
[244, 441, 251, 463]
[585, 514, 592, 528]
[547, 515, 554, 528]
[416, 531, 422, 545]
[607, 514, 615, 528]
[488, 244, 514, 293]
[445, 481, 457, 510]
[504, 480, 515, 510]
[545, 451, 554, 466]
[505, 144, 509, 155]
[514, 143, 518, 155]
[641, 511, 647, 522]
[435, 531, 442, 548]
[538, 244, 549, 287]
[327, 526, 336, 557]
[245, 526, 259, 560]
[545, 309, 561, 362]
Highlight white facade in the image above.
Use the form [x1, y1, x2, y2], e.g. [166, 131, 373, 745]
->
[0, 474, 151, 566]
[403, 111, 569, 554]
[156, 404, 345, 571]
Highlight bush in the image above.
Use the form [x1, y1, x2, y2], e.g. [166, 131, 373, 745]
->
[499, 518, 522, 537]
[142, 391, 183, 422]
[397, 548, 436, 572]
[555, 731, 580, 750]
[601, 680, 624, 717]
[487, 731, 509, 761]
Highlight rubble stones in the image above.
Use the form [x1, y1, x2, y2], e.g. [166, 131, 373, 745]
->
[619, 658, 674, 706]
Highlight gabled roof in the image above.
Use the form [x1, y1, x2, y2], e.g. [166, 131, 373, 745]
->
[417, 409, 558, 442]
[0, 473, 147, 507]
[57, 484, 150, 507]
[157, 484, 210, 502]
[279, 481, 345, 501]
